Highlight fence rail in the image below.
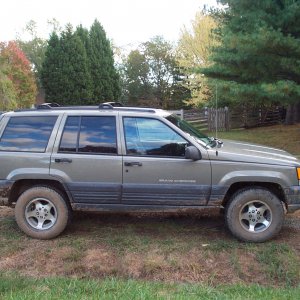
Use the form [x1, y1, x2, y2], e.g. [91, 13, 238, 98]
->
[168, 106, 283, 132]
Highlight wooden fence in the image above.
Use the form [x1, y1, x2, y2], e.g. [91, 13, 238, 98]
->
[230, 106, 283, 129]
[207, 107, 230, 131]
[170, 106, 283, 132]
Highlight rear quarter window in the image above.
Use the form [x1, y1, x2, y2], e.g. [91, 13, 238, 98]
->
[0, 116, 58, 152]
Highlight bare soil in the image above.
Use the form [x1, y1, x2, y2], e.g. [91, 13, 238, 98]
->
[0, 207, 299, 286]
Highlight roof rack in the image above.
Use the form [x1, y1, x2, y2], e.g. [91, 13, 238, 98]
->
[99, 102, 124, 109]
[36, 102, 60, 109]
[14, 102, 157, 114]
[35, 102, 124, 110]
[98, 102, 155, 113]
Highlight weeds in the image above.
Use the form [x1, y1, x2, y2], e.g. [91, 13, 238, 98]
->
[257, 243, 300, 286]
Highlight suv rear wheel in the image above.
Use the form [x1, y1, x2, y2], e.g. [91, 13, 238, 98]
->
[15, 186, 71, 239]
[225, 187, 284, 242]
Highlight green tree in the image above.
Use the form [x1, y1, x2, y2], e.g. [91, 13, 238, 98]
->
[89, 20, 120, 101]
[59, 25, 92, 105]
[41, 26, 92, 105]
[42, 21, 120, 105]
[203, 0, 300, 123]
[118, 36, 190, 108]
[125, 49, 152, 103]
[41, 32, 64, 102]
[143, 36, 187, 108]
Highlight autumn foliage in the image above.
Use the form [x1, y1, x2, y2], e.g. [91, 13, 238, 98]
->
[0, 41, 37, 110]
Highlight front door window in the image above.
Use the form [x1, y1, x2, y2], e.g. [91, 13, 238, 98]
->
[123, 117, 188, 157]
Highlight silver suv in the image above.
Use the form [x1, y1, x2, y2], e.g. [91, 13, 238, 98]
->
[0, 103, 299, 242]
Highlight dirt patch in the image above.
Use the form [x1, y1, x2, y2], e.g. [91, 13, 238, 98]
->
[0, 206, 13, 218]
[83, 246, 118, 276]
[0, 208, 299, 286]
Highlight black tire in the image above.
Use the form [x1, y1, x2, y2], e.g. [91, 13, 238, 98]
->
[15, 186, 71, 239]
[225, 187, 284, 242]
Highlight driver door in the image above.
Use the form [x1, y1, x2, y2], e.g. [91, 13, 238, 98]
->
[121, 116, 211, 206]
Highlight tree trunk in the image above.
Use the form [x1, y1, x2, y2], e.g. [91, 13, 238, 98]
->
[295, 102, 300, 123]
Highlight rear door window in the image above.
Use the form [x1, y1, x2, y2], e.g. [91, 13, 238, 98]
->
[59, 116, 117, 154]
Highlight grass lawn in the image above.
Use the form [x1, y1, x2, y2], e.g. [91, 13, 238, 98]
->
[214, 123, 300, 156]
[0, 124, 299, 299]
[1, 274, 300, 300]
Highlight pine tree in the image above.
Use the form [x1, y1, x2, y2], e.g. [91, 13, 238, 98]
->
[89, 20, 120, 101]
[59, 25, 92, 105]
[203, 0, 300, 122]
[42, 26, 93, 105]
[41, 21, 121, 105]
[41, 32, 63, 102]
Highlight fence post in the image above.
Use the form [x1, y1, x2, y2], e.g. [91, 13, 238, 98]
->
[167, 109, 184, 119]
[225, 107, 230, 130]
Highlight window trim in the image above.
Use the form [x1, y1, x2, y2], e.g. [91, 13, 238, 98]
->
[58, 115, 118, 155]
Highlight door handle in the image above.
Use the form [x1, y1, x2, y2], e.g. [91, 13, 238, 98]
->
[124, 161, 142, 167]
[54, 158, 73, 163]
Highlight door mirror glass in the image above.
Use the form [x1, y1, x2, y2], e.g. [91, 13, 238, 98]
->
[185, 146, 201, 161]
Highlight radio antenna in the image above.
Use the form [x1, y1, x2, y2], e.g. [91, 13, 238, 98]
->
[215, 84, 218, 139]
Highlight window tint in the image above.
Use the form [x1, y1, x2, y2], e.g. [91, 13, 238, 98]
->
[123, 117, 188, 157]
[0, 116, 57, 152]
[59, 116, 117, 154]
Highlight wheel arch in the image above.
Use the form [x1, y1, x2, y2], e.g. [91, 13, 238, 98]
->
[222, 182, 287, 210]
[8, 179, 72, 207]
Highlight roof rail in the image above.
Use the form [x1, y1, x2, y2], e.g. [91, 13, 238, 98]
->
[99, 102, 124, 109]
[14, 102, 157, 114]
[98, 102, 156, 113]
[36, 103, 60, 109]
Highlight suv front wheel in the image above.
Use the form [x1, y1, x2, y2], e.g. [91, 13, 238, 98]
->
[225, 187, 284, 242]
[15, 186, 71, 239]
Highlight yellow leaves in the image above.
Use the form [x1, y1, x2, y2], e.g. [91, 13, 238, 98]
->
[176, 12, 219, 106]
[177, 12, 219, 68]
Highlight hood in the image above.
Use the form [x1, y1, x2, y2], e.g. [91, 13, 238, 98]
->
[207, 139, 300, 166]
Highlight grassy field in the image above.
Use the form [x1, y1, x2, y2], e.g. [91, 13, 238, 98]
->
[0, 207, 299, 299]
[1, 274, 300, 299]
[0, 124, 299, 299]
[215, 123, 300, 156]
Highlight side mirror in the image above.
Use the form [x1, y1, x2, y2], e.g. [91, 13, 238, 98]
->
[185, 146, 202, 161]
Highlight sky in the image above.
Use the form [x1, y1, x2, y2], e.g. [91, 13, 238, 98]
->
[0, 0, 217, 47]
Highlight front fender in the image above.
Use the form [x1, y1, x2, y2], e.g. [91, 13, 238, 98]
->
[218, 170, 292, 188]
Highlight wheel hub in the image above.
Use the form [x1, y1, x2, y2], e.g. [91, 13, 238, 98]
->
[239, 200, 272, 233]
[25, 198, 57, 231]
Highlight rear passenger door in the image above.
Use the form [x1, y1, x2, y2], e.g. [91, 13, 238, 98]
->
[50, 114, 123, 206]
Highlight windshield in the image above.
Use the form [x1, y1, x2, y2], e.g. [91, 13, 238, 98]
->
[165, 114, 211, 145]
